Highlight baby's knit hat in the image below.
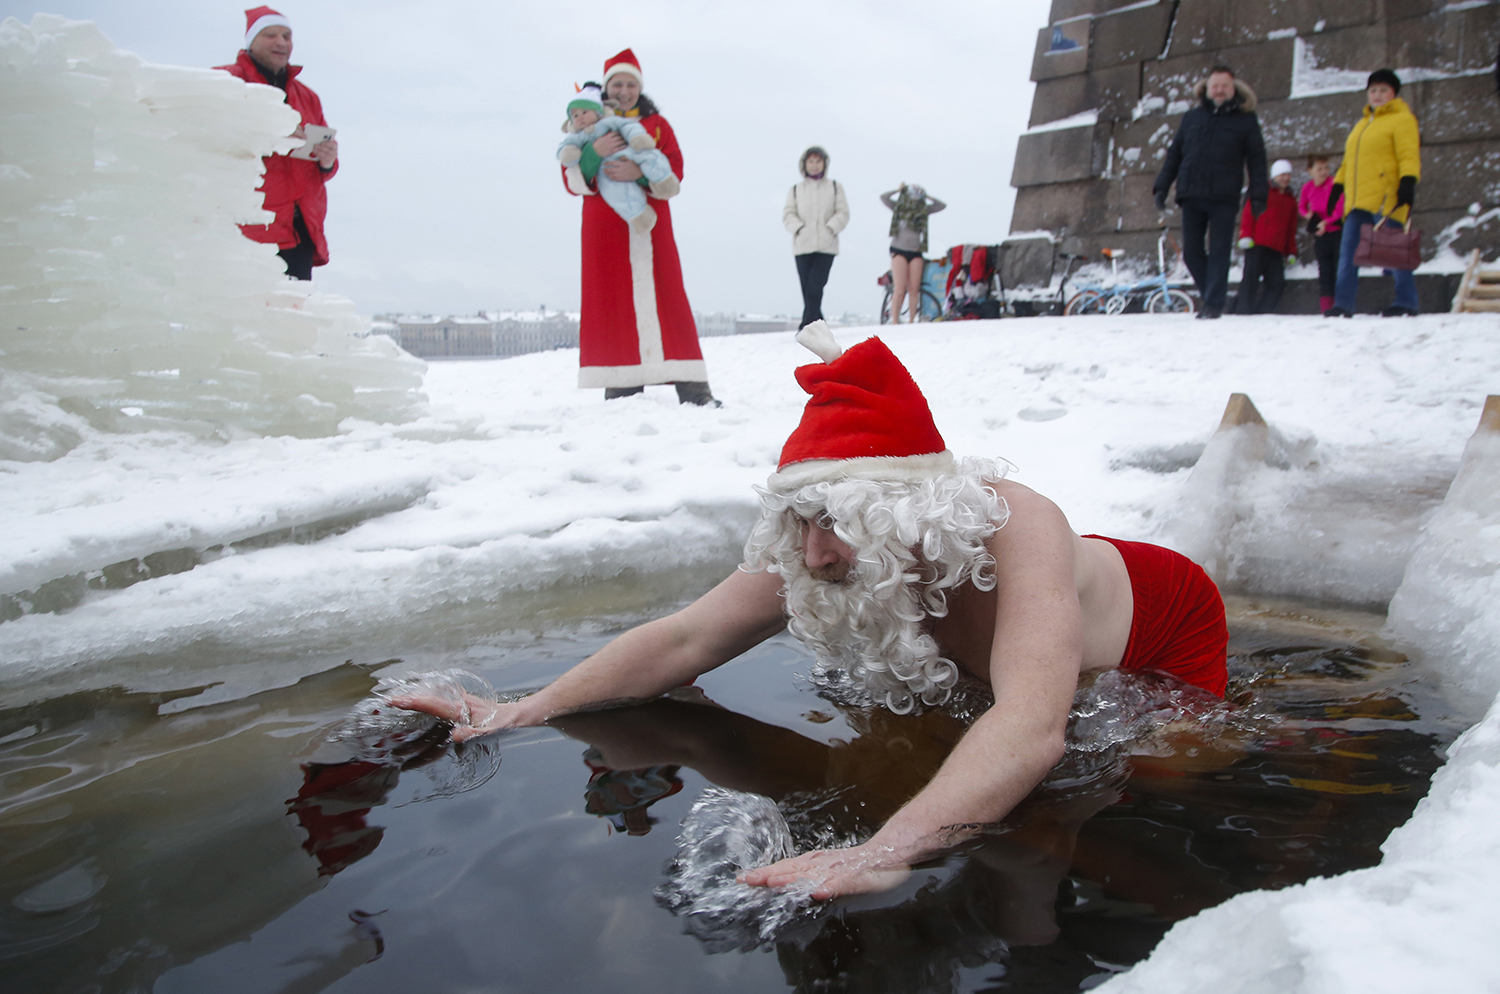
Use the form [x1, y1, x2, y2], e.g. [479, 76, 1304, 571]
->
[568, 83, 604, 115]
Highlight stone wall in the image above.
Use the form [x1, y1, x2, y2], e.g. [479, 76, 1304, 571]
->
[1011, 0, 1500, 282]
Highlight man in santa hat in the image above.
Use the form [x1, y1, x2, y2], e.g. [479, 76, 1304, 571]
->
[217, 6, 339, 280]
[396, 322, 1227, 898]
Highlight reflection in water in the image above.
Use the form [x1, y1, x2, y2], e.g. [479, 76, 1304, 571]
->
[291, 677, 507, 875]
[581, 747, 683, 836]
[547, 628, 1460, 991]
[0, 613, 1471, 994]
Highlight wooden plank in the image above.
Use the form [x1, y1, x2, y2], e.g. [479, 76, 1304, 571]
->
[1453, 249, 1482, 313]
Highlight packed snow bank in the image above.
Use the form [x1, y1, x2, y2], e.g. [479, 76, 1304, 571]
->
[1170, 394, 1457, 610]
[0, 15, 425, 463]
[1099, 404, 1500, 994]
[1388, 405, 1500, 704]
[1098, 700, 1500, 994]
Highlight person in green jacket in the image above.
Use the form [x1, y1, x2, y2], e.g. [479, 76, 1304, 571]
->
[1326, 69, 1423, 317]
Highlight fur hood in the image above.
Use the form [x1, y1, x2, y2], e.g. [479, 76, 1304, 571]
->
[1192, 76, 1258, 112]
[799, 145, 831, 178]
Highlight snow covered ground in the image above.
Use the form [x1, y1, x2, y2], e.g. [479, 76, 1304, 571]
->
[6, 313, 1499, 993]
[4, 15, 1500, 992]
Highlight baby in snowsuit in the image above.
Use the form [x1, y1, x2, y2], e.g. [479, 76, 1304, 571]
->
[557, 83, 674, 234]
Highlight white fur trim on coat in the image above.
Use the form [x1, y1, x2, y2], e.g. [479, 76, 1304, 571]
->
[767, 451, 958, 490]
[578, 359, 708, 388]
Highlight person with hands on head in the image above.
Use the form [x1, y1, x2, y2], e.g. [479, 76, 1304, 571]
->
[395, 322, 1229, 900]
[217, 6, 338, 281]
[880, 183, 945, 323]
[1324, 69, 1422, 318]
[1153, 65, 1269, 320]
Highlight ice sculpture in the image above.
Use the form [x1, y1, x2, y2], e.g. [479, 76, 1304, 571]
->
[0, 15, 426, 462]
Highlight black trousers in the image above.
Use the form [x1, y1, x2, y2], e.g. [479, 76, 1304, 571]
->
[1313, 229, 1341, 298]
[277, 208, 316, 281]
[1235, 245, 1286, 314]
[794, 252, 835, 328]
[1179, 199, 1239, 311]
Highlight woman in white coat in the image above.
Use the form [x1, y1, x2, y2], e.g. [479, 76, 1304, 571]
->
[783, 146, 850, 329]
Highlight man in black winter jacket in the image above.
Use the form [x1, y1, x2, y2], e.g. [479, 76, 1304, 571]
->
[1154, 67, 1269, 319]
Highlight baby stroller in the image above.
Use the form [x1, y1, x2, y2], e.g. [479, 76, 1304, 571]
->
[942, 244, 1003, 320]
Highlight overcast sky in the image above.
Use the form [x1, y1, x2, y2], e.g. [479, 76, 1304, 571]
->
[5, 0, 1053, 318]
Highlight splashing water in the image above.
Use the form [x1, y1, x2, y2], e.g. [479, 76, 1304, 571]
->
[655, 788, 827, 952]
[1067, 669, 1261, 753]
[322, 669, 506, 803]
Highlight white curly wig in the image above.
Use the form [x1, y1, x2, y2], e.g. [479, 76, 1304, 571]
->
[742, 456, 1011, 713]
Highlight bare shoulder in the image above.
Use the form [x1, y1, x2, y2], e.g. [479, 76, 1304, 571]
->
[675, 566, 787, 636]
[990, 480, 1074, 543]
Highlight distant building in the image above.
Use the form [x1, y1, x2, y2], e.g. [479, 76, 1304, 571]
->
[371, 310, 579, 359]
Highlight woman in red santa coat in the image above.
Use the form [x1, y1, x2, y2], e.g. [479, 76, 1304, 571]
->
[218, 6, 338, 280]
[562, 49, 717, 405]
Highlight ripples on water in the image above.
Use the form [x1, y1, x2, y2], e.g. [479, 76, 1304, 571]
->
[0, 610, 1468, 994]
[323, 669, 506, 804]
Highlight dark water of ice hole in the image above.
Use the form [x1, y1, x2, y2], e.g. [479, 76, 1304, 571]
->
[0, 596, 1469, 994]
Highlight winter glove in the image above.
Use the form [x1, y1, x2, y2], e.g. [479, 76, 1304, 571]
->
[1306, 215, 1320, 235]
[1396, 175, 1417, 209]
[1154, 190, 1168, 211]
[1251, 199, 1266, 218]
[1238, 236, 1255, 251]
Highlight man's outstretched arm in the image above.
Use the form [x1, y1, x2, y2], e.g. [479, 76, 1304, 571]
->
[395, 567, 788, 739]
[741, 489, 1083, 898]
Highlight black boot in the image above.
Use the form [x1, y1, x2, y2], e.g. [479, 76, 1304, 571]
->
[674, 381, 722, 407]
[604, 386, 645, 400]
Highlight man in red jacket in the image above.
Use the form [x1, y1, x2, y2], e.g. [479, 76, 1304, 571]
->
[1233, 158, 1299, 314]
[218, 6, 338, 280]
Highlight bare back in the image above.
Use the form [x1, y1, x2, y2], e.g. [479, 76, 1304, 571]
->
[929, 480, 1135, 687]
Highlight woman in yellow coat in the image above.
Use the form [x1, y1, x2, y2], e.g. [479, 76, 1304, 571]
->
[1327, 69, 1422, 317]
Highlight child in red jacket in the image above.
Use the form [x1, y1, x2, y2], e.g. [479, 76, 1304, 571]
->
[1234, 159, 1299, 314]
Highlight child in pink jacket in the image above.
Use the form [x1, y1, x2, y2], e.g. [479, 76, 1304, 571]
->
[1298, 155, 1346, 315]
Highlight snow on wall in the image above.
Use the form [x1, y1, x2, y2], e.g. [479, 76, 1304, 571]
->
[0, 15, 426, 463]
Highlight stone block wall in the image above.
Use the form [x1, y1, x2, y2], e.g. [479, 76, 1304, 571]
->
[1011, 0, 1500, 292]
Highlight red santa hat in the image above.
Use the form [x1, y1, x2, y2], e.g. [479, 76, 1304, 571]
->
[602, 48, 643, 86]
[770, 322, 955, 490]
[244, 6, 291, 48]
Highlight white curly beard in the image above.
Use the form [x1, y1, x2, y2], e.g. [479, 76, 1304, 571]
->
[741, 459, 1010, 714]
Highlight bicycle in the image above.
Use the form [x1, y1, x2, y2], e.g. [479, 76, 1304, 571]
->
[1064, 228, 1196, 315]
[878, 263, 944, 324]
[1042, 249, 1089, 315]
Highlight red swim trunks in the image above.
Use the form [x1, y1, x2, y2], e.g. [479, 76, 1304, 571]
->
[1084, 535, 1229, 697]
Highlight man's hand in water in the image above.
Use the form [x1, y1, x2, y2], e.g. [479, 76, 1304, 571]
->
[389, 691, 525, 742]
[738, 842, 912, 900]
